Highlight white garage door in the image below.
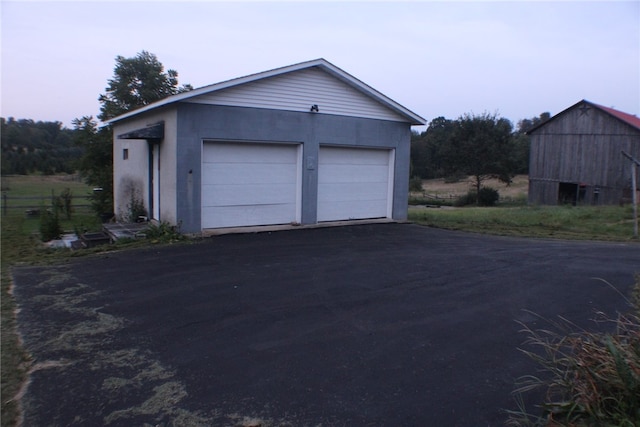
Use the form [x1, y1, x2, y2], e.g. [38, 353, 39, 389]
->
[318, 146, 394, 222]
[202, 142, 301, 229]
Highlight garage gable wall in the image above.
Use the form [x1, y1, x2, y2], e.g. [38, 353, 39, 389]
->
[175, 103, 410, 233]
[185, 67, 407, 123]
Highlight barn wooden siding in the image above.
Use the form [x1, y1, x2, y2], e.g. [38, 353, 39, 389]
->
[528, 103, 640, 206]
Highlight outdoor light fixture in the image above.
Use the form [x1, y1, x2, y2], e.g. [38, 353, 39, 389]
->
[310, 104, 319, 112]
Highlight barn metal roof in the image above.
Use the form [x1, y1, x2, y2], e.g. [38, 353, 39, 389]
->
[527, 99, 640, 134]
[106, 58, 426, 126]
[594, 102, 640, 131]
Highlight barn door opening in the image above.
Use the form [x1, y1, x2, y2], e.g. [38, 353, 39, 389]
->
[558, 182, 578, 205]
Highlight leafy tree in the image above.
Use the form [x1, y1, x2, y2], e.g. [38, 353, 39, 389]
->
[98, 50, 193, 121]
[410, 116, 454, 179]
[442, 112, 516, 202]
[516, 112, 551, 134]
[72, 116, 113, 216]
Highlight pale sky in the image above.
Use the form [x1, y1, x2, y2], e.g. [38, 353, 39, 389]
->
[1, 0, 639, 131]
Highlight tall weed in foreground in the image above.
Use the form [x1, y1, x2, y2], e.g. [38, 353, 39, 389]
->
[506, 276, 640, 426]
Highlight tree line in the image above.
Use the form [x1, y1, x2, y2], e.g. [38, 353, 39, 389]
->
[1, 118, 81, 175]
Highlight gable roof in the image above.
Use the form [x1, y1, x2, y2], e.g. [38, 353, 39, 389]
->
[527, 99, 640, 134]
[107, 58, 426, 125]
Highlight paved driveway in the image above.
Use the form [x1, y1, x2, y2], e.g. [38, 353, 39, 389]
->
[12, 224, 640, 426]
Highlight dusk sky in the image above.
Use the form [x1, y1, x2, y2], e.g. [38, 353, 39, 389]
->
[2, 1, 639, 131]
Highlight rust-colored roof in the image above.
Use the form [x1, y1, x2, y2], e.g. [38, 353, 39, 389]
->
[591, 102, 640, 131]
[527, 99, 640, 134]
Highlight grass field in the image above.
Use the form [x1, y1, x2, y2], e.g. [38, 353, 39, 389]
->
[409, 175, 638, 241]
[1, 174, 100, 235]
[409, 205, 638, 241]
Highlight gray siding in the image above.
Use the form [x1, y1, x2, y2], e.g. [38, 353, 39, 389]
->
[529, 105, 640, 205]
[174, 103, 410, 233]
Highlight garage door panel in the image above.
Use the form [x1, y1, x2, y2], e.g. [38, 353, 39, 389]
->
[203, 205, 296, 228]
[203, 143, 298, 163]
[319, 148, 389, 165]
[202, 142, 300, 229]
[318, 165, 389, 184]
[318, 200, 387, 221]
[202, 163, 297, 185]
[202, 183, 297, 206]
[318, 182, 389, 202]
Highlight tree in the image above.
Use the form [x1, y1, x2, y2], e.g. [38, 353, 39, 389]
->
[410, 116, 454, 179]
[516, 112, 551, 134]
[443, 112, 516, 202]
[72, 116, 113, 216]
[98, 50, 192, 121]
[74, 51, 191, 217]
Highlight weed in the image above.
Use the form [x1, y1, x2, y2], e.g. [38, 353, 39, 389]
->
[59, 187, 73, 220]
[143, 221, 185, 243]
[506, 277, 640, 426]
[39, 204, 62, 242]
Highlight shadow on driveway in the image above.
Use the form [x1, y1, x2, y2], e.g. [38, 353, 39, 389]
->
[12, 224, 640, 426]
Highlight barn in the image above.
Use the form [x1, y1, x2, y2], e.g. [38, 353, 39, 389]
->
[527, 99, 640, 206]
[108, 59, 426, 233]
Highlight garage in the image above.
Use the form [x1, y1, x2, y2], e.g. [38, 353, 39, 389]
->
[111, 59, 425, 232]
[317, 146, 394, 222]
[202, 142, 301, 228]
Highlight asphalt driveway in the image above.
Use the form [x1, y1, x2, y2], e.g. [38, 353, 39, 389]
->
[12, 223, 640, 426]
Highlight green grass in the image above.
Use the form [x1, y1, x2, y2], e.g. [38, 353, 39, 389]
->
[2, 174, 101, 235]
[1, 174, 93, 197]
[409, 205, 639, 241]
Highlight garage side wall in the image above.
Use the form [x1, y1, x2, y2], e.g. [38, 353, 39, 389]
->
[112, 109, 178, 223]
[175, 104, 411, 233]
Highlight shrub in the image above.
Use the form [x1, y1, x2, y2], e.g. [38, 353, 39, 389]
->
[409, 176, 424, 192]
[40, 205, 62, 241]
[454, 191, 477, 207]
[124, 193, 147, 223]
[507, 277, 640, 426]
[478, 187, 500, 206]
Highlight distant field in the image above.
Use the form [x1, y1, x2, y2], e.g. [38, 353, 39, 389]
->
[414, 174, 529, 202]
[1, 174, 99, 234]
[1, 174, 92, 198]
